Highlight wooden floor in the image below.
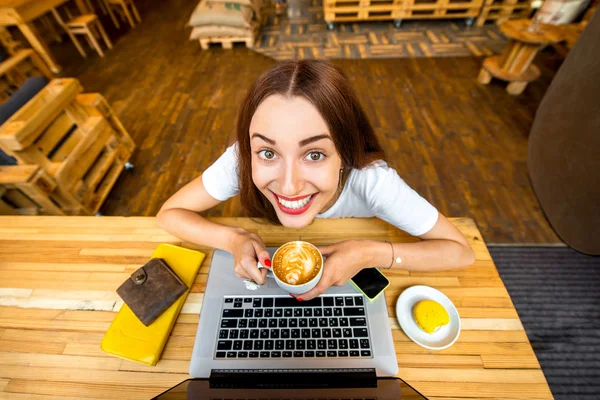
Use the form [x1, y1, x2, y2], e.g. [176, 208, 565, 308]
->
[52, 0, 564, 244]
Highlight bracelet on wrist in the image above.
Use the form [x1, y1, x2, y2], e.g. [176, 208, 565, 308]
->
[384, 241, 402, 269]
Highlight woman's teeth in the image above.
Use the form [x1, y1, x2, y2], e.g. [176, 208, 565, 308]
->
[278, 194, 313, 209]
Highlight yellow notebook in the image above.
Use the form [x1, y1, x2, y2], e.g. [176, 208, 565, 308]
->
[101, 243, 205, 365]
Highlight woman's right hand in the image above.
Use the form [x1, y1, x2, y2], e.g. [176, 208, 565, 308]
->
[229, 229, 272, 285]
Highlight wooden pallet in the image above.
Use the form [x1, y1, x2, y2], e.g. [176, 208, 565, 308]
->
[0, 49, 54, 102]
[476, 0, 533, 26]
[199, 34, 255, 49]
[0, 27, 23, 56]
[198, 23, 259, 50]
[324, 0, 404, 6]
[481, 0, 531, 7]
[476, 6, 532, 26]
[0, 166, 63, 215]
[324, 5, 403, 22]
[401, 0, 483, 18]
[324, 0, 482, 23]
[324, 0, 403, 22]
[0, 79, 135, 216]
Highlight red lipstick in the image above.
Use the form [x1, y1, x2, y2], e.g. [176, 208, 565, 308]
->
[272, 192, 318, 215]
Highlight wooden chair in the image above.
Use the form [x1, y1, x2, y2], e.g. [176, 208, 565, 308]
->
[0, 78, 135, 215]
[51, 8, 112, 58]
[103, 0, 141, 29]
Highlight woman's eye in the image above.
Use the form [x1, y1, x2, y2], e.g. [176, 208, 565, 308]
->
[306, 151, 324, 161]
[258, 150, 276, 160]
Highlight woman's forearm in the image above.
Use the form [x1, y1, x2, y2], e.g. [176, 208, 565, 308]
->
[156, 208, 243, 253]
[365, 239, 475, 271]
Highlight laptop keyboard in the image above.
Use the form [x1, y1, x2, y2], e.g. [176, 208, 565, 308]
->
[215, 295, 372, 360]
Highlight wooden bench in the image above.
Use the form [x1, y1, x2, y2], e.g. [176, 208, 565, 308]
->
[0, 78, 135, 215]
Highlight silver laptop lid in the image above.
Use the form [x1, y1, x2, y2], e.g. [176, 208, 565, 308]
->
[153, 376, 429, 399]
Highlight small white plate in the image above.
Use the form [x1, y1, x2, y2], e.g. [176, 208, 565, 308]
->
[396, 285, 461, 350]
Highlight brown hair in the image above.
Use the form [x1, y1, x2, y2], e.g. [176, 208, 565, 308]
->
[236, 59, 385, 224]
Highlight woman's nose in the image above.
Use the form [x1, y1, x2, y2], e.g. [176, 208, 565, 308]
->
[280, 163, 303, 196]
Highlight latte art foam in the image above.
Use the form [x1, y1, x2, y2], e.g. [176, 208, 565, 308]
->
[273, 242, 322, 285]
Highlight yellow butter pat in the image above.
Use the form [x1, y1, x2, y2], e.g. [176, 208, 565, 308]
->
[413, 299, 450, 334]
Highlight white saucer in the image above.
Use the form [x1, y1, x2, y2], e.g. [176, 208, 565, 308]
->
[396, 285, 461, 350]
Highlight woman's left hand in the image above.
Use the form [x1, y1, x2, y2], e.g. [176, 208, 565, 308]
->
[295, 240, 375, 301]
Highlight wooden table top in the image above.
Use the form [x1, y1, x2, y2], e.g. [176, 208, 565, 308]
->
[0, 216, 553, 399]
[0, 0, 83, 24]
[500, 19, 564, 45]
[0, 0, 45, 9]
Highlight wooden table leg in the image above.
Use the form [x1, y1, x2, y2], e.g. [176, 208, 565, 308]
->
[103, 0, 120, 29]
[96, 20, 113, 49]
[85, 25, 104, 57]
[478, 68, 492, 85]
[507, 81, 528, 95]
[130, 0, 141, 23]
[74, 0, 91, 13]
[121, 2, 136, 28]
[17, 22, 61, 73]
[29, 51, 55, 80]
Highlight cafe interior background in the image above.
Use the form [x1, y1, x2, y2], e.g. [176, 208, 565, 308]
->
[0, 0, 598, 398]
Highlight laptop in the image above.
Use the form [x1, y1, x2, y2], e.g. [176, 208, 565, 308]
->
[153, 373, 428, 399]
[189, 247, 398, 378]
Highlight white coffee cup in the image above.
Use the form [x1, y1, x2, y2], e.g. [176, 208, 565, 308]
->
[257, 241, 324, 295]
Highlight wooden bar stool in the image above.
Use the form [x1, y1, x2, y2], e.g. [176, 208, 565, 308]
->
[51, 9, 112, 58]
[103, 0, 141, 29]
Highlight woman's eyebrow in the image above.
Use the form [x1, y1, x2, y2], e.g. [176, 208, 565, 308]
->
[251, 133, 332, 147]
[299, 134, 331, 147]
[251, 133, 276, 144]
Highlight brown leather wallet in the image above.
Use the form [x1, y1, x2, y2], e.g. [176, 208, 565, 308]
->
[116, 258, 188, 326]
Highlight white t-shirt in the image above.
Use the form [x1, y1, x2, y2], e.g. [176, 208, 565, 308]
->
[202, 144, 439, 237]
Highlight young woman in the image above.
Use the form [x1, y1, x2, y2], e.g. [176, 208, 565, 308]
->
[157, 60, 475, 301]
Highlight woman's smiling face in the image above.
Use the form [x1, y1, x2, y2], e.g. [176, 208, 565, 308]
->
[249, 94, 343, 229]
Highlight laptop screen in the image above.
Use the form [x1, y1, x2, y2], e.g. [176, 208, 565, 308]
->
[153, 377, 428, 399]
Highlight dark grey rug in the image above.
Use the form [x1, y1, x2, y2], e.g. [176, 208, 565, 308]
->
[489, 246, 600, 400]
